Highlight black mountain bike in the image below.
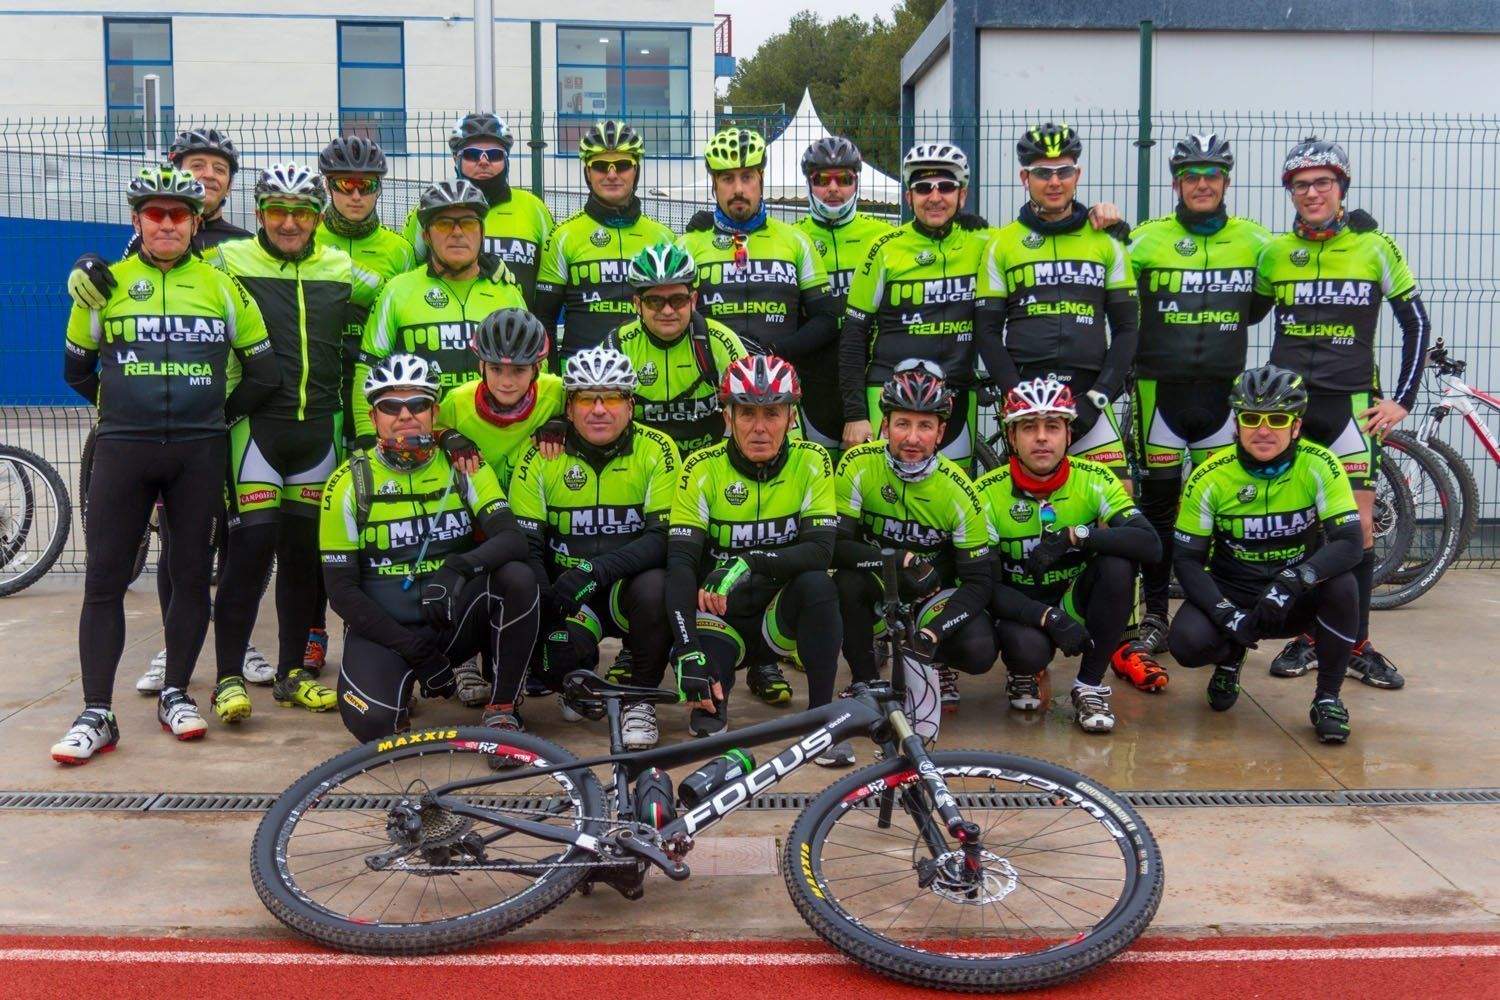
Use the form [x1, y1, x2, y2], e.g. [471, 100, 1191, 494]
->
[252, 552, 1163, 992]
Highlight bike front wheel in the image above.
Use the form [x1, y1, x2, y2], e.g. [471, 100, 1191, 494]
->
[784, 750, 1162, 992]
[0, 445, 71, 597]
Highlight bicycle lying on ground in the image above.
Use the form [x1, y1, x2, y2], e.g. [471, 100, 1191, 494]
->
[252, 551, 1163, 992]
[0, 442, 71, 596]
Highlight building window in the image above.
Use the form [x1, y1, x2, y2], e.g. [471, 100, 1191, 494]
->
[557, 27, 691, 156]
[104, 18, 174, 151]
[338, 22, 406, 153]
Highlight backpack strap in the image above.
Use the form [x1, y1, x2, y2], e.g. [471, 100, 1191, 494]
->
[349, 448, 468, 533]
[687, 313, 720, 388]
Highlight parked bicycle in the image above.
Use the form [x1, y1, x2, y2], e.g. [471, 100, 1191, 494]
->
[1413, 337, 1488, 559]
[0, 442, 71, 596]
[251, 550, 1163, 991]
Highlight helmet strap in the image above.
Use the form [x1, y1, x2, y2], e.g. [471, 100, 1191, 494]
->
[807, 190, 858, 227]
[1019, 199, 1089, 234]
[323, 202, 380, 239]
[1174, 199, 1228, 236]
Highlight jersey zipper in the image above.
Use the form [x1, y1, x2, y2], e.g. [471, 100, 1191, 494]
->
[161, 266, 171, 443]
[295, 260, 310, 420]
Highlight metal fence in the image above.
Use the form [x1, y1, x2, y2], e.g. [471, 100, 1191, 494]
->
[2, 109, 1497, 570]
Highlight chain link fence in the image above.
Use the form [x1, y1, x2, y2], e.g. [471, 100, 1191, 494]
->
[3, 108, 1497, 570]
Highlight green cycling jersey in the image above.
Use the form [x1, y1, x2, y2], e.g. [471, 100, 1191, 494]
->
[607, 313, 746, 454]
[315, 223, 416, 285]
[403, 187, 553, 307]
[436, 375, 566, 489]
[796, 213, 893, 308]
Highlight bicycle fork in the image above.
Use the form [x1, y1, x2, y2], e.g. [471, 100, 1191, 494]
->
[881, 708, 988, 883]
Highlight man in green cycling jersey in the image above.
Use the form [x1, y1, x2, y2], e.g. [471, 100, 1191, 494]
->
[206, 163, 383, 717]
[678, 128, 841, 439]
[509, 346, 680, 747]
[322, 354, 539, 743]
[52, 165, 278, 764]
[667, 355, 843, 755]
[535, 121, 674, 363]
[608, 243, 747, 454]
[403, 112, 553, 307]
[796, 137, 893, 455]
[834, 362, 994, 740]
[840, 142, 992, 468]
[356, 179, 526, 444]
[1168, 365, 1363, 744]
[1126, 133, 1272, 673]
[1255, 137, 1432, 690]
[976, 378, 1160, 734]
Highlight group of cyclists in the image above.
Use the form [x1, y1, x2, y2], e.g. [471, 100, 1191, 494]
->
[50, 110, 1429, 767]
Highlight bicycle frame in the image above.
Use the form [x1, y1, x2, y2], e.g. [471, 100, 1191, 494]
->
[1418, 370, 1500, 466]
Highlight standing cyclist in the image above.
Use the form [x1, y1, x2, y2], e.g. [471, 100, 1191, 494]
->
[1255, 138, 1430, 690]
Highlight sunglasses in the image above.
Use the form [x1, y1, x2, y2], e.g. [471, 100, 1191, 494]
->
[573, 391, 632, 409]
[373, 395, 436, 417]
[428, 216, 483, 236]
[261, 203, 320, 225]
[459, 146, 506, 164]
[810, 170, 857, 187]
[1038, 501, 1057, 533]
[640, 292, 692, 312]
[588, 158, 636, 175]
[1026, 165, 1079, 181]
[732, 232, 748, 267]
[328, 176, 381, 195]
[1236, 411, 1297, 429]
[1177, 165, 1226, 181]
[910, 179, 961, 195]
[138, 204, 195, 225]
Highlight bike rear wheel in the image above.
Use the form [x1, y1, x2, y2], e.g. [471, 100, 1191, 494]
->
[785, 749, 1162, 992]
[1410, 434, 1477, 562]
[1369, 444, 1416, 588]
[251, 726, 604, 955]
[1372, 430, 1461, 609]
[0, 445, 72, 597]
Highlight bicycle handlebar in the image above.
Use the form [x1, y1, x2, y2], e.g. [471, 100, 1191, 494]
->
[1426, 337, 1467, 377]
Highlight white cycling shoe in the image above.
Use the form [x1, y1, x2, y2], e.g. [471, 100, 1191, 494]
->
[135, 650, 167, 694]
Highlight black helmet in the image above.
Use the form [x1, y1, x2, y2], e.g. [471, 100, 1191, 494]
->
[801, 136, 862, 176]
[168, 127, 240, 174]
[471, 309, 549, 366]
[319, 135, 388, 175]
[1170, 132, 1233, 172]
[1016, 122, 1081, 166]
[1229, 365, 1308, 415]
[878, 358, 953, 420]
[416, 179, 488, 227]
[449, 112, 514, 153]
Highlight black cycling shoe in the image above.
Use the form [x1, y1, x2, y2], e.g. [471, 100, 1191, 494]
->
[1269, 634, 1316, 678]
[1135, 612, 1170, 656]
[747, 662, 793, 705]
[1206, 663, 1241, 712]
[1310, 696, 1351, 743]
[1348, 642, 1405, 690]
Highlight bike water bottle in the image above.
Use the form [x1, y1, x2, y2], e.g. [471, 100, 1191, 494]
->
[634, 768, 677, 828]
[677, 749, 755, 809]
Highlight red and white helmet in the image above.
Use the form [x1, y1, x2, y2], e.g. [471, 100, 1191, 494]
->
[1003, 377, 1077, 424]
[719, 354, 801, 406]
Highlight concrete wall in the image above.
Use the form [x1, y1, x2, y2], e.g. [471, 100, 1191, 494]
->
[912, 46, 952, 128]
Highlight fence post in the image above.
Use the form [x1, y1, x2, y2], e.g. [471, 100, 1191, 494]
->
[473, 0, 495, 112]
[529, 21, 545, 199]
[143, 73, 162, 160]
[1135, 19, 1154, 223]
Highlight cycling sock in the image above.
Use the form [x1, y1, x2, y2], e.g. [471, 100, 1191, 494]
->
[1354, 547, 1374, 644]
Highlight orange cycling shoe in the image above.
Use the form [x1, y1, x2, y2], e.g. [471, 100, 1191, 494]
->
[1110, 642, 1169, 692]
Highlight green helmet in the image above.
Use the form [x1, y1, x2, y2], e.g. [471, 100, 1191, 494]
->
[627, 242, 696, 290]
[704, 127, 766, 172]
[1017, 122, 1082, 166]
[579, 119, 644, 162]
[127, 164, 205, 213]
[1229, 365, 1308, 415]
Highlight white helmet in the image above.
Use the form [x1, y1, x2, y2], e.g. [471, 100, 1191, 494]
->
[901, 142, 969, 187]
[1002, 377, 1078, 424]
[564, 346, 637, 394]
[255, 162, 327, 210]
[364, 353, 440, 403]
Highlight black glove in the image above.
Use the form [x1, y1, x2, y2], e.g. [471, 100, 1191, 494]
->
[1210, 598, 1259, 648]
[396, 626, 449, 674]
[1104, 220, 1132, 244]
[685, 210, 716, 233]
[1347, 209, 1379, 233]
[552, 564, 599, 616]
[1024, 529, 1076, 582]
[1071, 397, 1101, 438]
[672, 645, 713, 702]
[1041, 606, 1092, 656]
[420, 557, 477, 630]
[954, 212, 990, 231]
[438, 428, 481, 467]
[533, 418, 568, 450]
[541, 624, 579, 686]
[1253, 567, 1305, 631]
[67, 252, 116, 309]
[898, 557, 942, 601]
[907, 627, 940, 665]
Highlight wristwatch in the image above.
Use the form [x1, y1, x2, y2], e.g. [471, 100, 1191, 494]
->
[1294, 563, 1318, 588]
[1071, 524, 1091, 546]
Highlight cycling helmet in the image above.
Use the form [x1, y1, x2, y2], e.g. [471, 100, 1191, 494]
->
[127, 164, 206, 213]
[1016, 122, 1082, 166]
[449, 112, 514, 153]
[1170, 132, 1234, 173]
[363, 353, 440, 403]
[1229, 365, 1308, 415]
[901, 142, 969, 187]
[1281, 135, 1350, 187]
[416, 178, 488, 227]
[471, 308, 549, 366]
[704, 127, 767, 172]
[564, 346, 638, 394]
[1003, 377, 1077, 424]
[627, 242, 696, 290]
[801, 136, 862, 176]
[879, 359, 953, 420]
[318, 135, 388, 176]
[254, 162, 327, 209]
[719, 354, 801, 406]
[578, 119, 644, 162]
[167, 128, 240, 174]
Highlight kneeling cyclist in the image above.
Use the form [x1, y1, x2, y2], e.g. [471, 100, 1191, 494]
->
[834, 361, 994, 748]
[1167, 365, 1363, 744]
[321, 355, 540, 742]
[666, 355, 842, 749]
[509, 346, 680, 747]
[976, 378, 1160, 734]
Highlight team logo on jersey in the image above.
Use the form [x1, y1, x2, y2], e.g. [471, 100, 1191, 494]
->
[1237, 484, 1257, 503]
[724, 481, 749, 505]
[563, 465, 587, 490]
[713, 233, 734, 250]
[813, 238, 828, 256]
[637, 361, 659, 386]
[881, 483, 899, 504]
[1174, 237, 1197, 257]
[378, 480, 401, 495]
[1290, 249, 1310, 267]
[589, 227, 611, 247]
[127, 279, 154, 301]
[1022, 231, 1045, 250]
[1009, 500, 1032, 523]
[424, 287, 450, 309]
[915, 249, 936, 266]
